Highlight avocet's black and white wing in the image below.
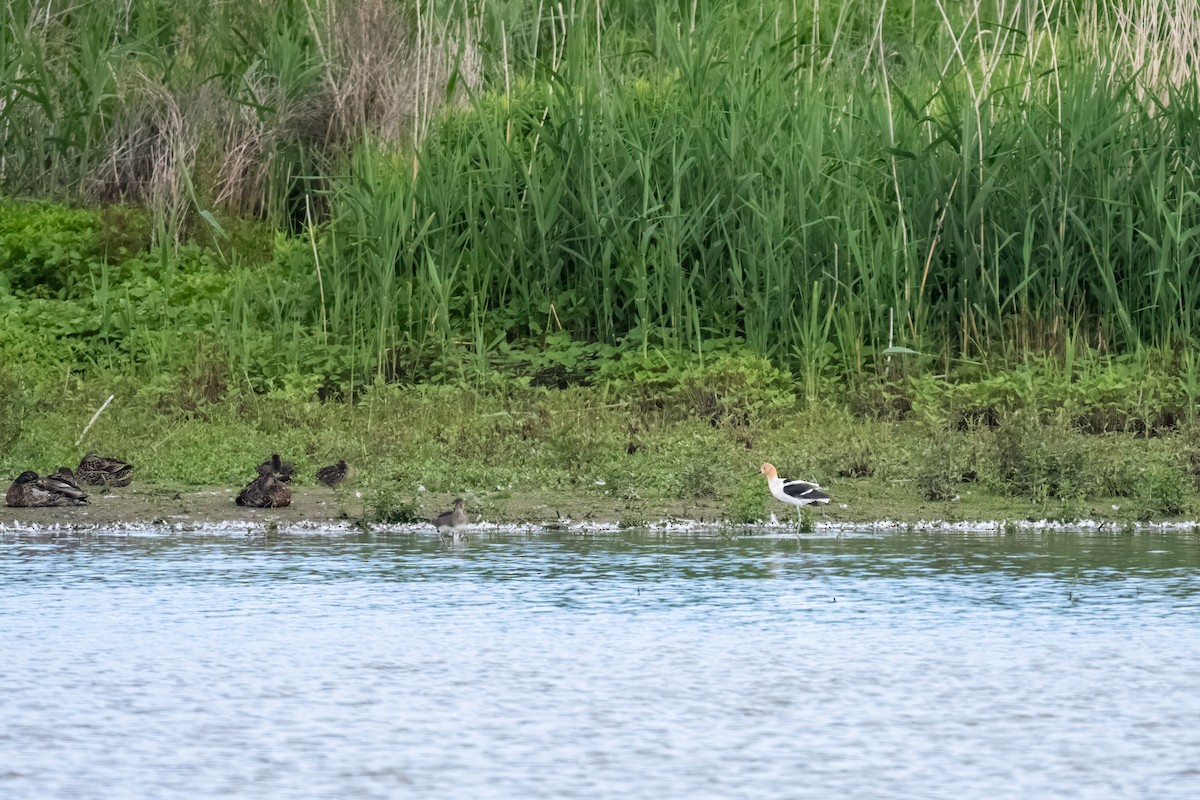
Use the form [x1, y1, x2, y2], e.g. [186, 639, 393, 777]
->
[778, 477, 830, 504]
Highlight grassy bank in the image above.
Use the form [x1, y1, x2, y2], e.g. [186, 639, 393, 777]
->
[5, 1, 1200, 525]
[3, 364, 1199, 527]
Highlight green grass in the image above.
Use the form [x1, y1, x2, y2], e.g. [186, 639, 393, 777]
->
[3, 362, 1200, 524]
[4, 1, 1200, 395]
[9, 1, 1200, 525]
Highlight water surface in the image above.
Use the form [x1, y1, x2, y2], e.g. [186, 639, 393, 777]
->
[2, 529, 1199, 799]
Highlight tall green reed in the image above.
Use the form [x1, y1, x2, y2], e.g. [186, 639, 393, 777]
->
[5, 0, 1200, 398]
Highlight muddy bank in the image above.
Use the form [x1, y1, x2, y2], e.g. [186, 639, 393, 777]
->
[4, 482, 1197, 536]
[0, 484, 730, 532]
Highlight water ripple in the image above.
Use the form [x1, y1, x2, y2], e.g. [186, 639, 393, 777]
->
[2, 529, 1199, 798]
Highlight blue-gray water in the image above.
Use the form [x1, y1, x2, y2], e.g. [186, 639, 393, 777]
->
[3, 529, 1200, 799]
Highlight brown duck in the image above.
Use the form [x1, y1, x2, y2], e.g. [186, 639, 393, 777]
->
[52, 466, 85, 491]
[237, 455, 293, 508]
[6, 470, 89, 507]
[315, 459, 351, 487]
[257, 455, 295, 483]
[77, 452, 134, 487]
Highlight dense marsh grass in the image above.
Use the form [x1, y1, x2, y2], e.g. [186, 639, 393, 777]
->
[0, 0, 478, 221]
[315, 0, 1200, 389]
[3, 0, 1200, 398]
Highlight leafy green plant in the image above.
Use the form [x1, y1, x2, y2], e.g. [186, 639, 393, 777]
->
[0, 202, 104, 297]
[364, 483, 422, 526]
[723, 478, 770, 525]
[992, 420, 1090, 503]
[1137, 462, 1189, 519]
[916, 432, 963, 502]
[618, 510, 649, 529]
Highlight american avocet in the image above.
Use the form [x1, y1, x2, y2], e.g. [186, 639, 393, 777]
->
[5, 469, 89, 507]
[759, 463, 830, 524]
[433, 497, 468, 538]
[315, 459, 351, 487]
[77, 452, 134, 487]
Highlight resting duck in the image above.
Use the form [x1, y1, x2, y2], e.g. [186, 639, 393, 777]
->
[77, 452, 134, 487]
[759, 462, 830, 524]
[6, 469, 89, 507]
[52, 466, 85, 491]
[432, 498, 469, 538]
[258, 455, 295, 483]
[237, 455, 292, 508]
[315, 459, 351, 487]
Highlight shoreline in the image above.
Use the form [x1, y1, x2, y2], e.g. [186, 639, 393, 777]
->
[1, 484, 1194, 536]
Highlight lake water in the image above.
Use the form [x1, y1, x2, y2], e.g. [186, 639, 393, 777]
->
[2, 528, 1199, 799]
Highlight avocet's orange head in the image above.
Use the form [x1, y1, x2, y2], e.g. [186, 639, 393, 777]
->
[759, 463, 777, 479]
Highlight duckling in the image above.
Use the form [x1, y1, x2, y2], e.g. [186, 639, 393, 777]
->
[76, 452, 134, 487]
[432, 497, 468, 538]
[257, 455, 295, 482]
[237, 455, 293, 508]
[6, 470, 89, 507]
[315, 459, 351, 487]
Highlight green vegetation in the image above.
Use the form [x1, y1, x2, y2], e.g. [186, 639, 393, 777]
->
[2, 357, 1200, 525]
[5, 1, 1200, 381]
[3, 1, 1200, 522]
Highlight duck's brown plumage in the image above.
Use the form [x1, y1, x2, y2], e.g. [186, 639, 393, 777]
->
[6, 470, 89, 507]
[258, 454, 295, 482]
[237, 455, 292, 507]
[77, 452, 134, 487]
[50, 466, 85, 492]
[235, 473, 292, 508]
[315, 459, 350, 487]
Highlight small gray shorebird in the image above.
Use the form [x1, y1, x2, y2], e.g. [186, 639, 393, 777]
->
[759, 462, 830, 524]
[432, 497, 468, 539]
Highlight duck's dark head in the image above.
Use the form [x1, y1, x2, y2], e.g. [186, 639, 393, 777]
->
[453, 497, 465, 508]
[14, 471, 38, 484]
